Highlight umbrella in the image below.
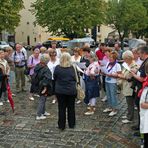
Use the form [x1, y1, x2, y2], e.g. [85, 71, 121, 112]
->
[6, 83, 14, 112]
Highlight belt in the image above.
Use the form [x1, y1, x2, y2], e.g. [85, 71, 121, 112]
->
[15, 65, 25, 68]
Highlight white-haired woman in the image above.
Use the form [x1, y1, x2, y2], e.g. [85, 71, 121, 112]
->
[54, 53, 77, 131]
[28, 48, 40, 100]
[32, 54, 52, 120]
[118, 50, 139, 123]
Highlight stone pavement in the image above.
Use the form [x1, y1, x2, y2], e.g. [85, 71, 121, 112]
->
[0, 82, 141, 148]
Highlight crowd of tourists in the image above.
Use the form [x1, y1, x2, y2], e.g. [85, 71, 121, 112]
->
[0, 41, 148, 147]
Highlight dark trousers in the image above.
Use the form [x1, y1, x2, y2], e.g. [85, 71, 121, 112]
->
[135, 96, 140, 128]
[144, 133, 148, 148]
[56, 94, 76, 129]
[126, 96, 135, 121]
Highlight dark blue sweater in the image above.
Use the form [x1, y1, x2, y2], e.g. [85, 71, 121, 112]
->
[54, 65, 77, 95]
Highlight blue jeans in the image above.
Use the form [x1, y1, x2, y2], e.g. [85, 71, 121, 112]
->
[105, 82, 118, 109]
[9, 71, 15, 88]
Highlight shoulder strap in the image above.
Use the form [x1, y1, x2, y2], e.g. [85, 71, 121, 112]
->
[73, 65, 79, 84]
[31, 56, 33, 64]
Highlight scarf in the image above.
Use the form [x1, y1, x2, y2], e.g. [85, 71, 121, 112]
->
[138, 76, 148, 97]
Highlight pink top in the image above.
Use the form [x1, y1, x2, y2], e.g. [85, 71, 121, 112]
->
[85, 61, 100, 76]
[27, 55, 40, 76]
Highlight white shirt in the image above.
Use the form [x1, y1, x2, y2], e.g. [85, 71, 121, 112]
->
[135, 57, 143, 66]
[140, 87, 148, 133]
[105, 62, 121, 83]
[47, 58, 59, 80]
[71, 55, 81, 63]
[55, 48, 61, 58]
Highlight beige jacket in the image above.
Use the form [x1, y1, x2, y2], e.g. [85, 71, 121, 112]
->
[122, 61, 138, 97]
[0, 59, 10, 75]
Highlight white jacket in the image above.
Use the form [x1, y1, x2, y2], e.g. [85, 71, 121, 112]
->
[140, 87, 148, 133]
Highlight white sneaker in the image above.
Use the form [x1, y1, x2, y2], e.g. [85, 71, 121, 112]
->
[0, 102, 3, 106]
[121, 115, 127, 119]
[109, 111, 117, 116]
[122, 119, 132, 124]
[76, 100, 81, 104]
[29, 97, 35, 101]
[52, 99, 56, 104]
[33, 94, 40, 97]
[43, 112, 50, 116]
[101, 96, 107, 102]
[84, 111, 94, 115]
[7, 100, 9, 103]
[103, 108, 112, 113]
[36, 115, 46, 120]
[12, 94, 16, 97]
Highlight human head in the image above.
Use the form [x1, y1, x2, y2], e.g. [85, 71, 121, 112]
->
[89, 52, 97, 63]
[83, 47, 91, 58]
[104, 47, 112, 58]
[114, 43, 120, 51]
[100, 43, 106, 53]
[40, 54, 50, 65]
[109, 51, 118, 62]
[15, 43, 23, 52]
[33, 48, 40, 58]
[132, 48, 140, 61]
[48, 48, 57, 60]
[73, 47, 80, 57]
[138, 46, 148, 61]
[60, 52, 72, 67]
[122, 50, 134, 65]
[51, 41, 57, 49]
[4, 46, 13, 56]
[40, 46, 47, 54]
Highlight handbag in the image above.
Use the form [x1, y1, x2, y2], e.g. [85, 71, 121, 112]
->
[73, 65, 85, 101]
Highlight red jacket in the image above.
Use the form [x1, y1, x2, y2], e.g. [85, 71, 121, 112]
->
[96, 49, 105, 61]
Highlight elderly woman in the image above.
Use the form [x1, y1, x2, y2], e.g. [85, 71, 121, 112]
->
[84, 52, 100, 115]
[103, 51, 121, 116]
[33, 54, 52, 120]
[132, 48, 143, 66]
[47, 49, 59, 104]
[54, 53, 77, 130]
[71, 47, 81, 63]
[28, 48, 40, 101]
[118, 51, 139, 123]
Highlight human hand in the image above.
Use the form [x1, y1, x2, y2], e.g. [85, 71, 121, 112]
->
[41, 87, 47, 94]
[141, 102, 148, 109]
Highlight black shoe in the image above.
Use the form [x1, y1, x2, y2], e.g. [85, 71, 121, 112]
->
[131, 125, 139, 131]
[133, 131, 140, 137]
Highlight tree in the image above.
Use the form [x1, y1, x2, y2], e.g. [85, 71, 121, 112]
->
[0, 0, 24, 33]
[105, 0, 148, 49]
[31, 0, 105, 38]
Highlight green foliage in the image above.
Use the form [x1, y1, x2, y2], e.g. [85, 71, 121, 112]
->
[0, 0, 24, 33]
[31, 0, 104, 38]
[105, 0, 148, 41]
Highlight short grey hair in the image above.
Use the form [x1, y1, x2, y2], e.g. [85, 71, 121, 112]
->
[40, 53, 50, 64]
[122, 50, 134, 60]
[60, 52, 72, 67]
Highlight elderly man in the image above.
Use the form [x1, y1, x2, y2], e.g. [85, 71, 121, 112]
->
[12, 43, 27, 92]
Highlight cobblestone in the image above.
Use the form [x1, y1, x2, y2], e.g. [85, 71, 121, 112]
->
[0, 82, 141, 148]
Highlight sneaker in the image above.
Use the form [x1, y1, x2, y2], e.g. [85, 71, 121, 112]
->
[12, 94, 16, 97]
[109, 111, 117, 116]
[122, 119, 132, 124]
[134, 106, 138, 110]
[6, 100, 9, 103]
[121, 115, 127, 119]
[43, 112, 50, 116]
[33, 94, 40, 97]
[36, 115, 46, 120]
[0, 102, 3, 106]
[29, 97, 35, 101]
[101, 96, 107, 102]
[103, 108, 112, 113]
[76, 100, 82, 104]
[84, 111, 94, 115]
[52, 99, 56, 104]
